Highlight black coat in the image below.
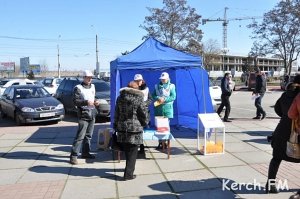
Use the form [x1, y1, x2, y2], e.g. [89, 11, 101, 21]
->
[113, 87, 148, 145]
[272, 87, 300, 163]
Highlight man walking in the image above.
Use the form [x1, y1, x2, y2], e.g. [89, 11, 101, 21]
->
[217, 72, 232, 122]
[252, 69, 267, 120]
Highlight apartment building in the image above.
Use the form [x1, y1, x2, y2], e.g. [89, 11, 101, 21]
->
[207, 54, 286, 77]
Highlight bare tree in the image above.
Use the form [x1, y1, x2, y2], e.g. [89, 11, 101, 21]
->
[202, 39, 221, 70]
[140, 0, 202, 50]
[248, 41, 266, 70]
[39, 59, 49, 77]
[248, 0, 300, 75]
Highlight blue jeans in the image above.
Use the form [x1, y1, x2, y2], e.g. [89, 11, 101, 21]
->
[71, 118, 95, 157]
[255, 94, 265, 117]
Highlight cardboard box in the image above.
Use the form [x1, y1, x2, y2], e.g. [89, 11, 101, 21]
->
[155, 116, 170, 132]
[97, 128, 113, 150]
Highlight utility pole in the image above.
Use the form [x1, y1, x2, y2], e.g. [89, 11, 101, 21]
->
[96, 34, 100, 78]
[57, 44, 61, 78]
[57, 35, 61, 78]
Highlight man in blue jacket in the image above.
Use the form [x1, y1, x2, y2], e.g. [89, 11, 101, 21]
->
[217, 72, 232, 122]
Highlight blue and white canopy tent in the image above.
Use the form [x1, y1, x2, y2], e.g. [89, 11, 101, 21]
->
[110, 37, 213, 129]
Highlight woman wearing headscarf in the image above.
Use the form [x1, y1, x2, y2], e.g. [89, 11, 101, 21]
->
[133, 74, 152, 154]
[152, 72, 176, 149]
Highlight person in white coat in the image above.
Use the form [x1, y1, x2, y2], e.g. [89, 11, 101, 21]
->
[134, 74, 152, 154]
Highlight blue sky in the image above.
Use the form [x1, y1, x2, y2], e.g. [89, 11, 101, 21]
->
[0, 0, 279, 72]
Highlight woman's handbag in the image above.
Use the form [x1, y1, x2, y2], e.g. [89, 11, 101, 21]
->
[286, 119, 300, 159]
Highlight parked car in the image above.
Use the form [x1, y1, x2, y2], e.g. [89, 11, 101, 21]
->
[0, 85, 65, 125]
[280, 75, 296, 90]
[55, 77, 110, 118]
[245, 72, 256, 91]
[0, 79, 34, 96]
[40, 77, 63, 95]
[209, 79, 222, 107]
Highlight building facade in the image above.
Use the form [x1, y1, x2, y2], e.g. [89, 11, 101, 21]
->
[207, 54, 286, 77]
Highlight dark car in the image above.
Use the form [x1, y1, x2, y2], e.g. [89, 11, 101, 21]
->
[246, 72, 256, 91]
[280, 75, 297, 90]
[55, 77, 110, 117]
[0, 85, 65, 125]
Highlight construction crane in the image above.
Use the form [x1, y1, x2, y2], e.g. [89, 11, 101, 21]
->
[202, 7, 262, 53]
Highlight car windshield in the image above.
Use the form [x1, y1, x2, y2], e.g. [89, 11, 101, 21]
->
[56, 78, 62, 84]
[15, 87, 51, 99]
[209, 79, 216, 87]
[43, 79, 54, 86]
[0, 80, 9, 86]
[94, 82, 110, 92]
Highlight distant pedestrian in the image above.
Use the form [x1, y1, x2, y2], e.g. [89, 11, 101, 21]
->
[265, 74, 300, 194]
[70, 70, 100, 165]
[133, 74, 152, 154]
[152, 72, 176, 149]
[217, 72, 232, 122]
[252, 69, 267, 120]
[113, 81, 148, 180]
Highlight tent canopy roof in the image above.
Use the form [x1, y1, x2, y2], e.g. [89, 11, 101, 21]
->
[111, 37, 202, 70]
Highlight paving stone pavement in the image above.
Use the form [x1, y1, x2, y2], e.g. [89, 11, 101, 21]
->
[0, 117, 299, 199]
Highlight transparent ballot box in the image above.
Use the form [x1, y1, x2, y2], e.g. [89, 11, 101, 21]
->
[197, 113, 225, 155]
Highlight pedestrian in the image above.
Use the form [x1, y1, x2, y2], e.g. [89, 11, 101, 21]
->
[265, 74, 300, 194]
[216, 72, 232, 122]
[70, 70, 100, 165]
[133, 74, 152, 154]
[113, 81, 148, 180]
[152, 72, 176, 149]
[286, 77, 300, 197]
[252, 69, 267, 120]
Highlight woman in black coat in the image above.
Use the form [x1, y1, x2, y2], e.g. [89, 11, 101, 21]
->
[266, 75, 300, 194]
[113, 81, 148, 180]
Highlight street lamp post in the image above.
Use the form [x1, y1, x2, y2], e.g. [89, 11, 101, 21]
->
[57, 35, 61, 78]
[96, 34, 100, 78]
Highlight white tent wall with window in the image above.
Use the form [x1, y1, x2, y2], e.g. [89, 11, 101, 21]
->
[110, 37, 214, 129]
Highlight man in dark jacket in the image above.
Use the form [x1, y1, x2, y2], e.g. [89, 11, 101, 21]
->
[217, 72, 232, 122]
[70, 70, 100, 165]
[252, 69, 267, 120]
[114, 81, 148, 180]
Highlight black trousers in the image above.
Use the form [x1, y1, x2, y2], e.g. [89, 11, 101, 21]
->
[267, 157, 282, 181]
[217, 94, 231, 120]
[121, 143, 139, 178]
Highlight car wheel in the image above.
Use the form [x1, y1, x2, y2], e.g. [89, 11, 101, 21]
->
[0, 106, 6, 118]
[15, 112, 23, 126]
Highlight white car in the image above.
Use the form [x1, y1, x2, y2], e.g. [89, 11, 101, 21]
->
[209, 79, 222, 109]
[0, 79, 34, 96]
[40, 78, 62, 95]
